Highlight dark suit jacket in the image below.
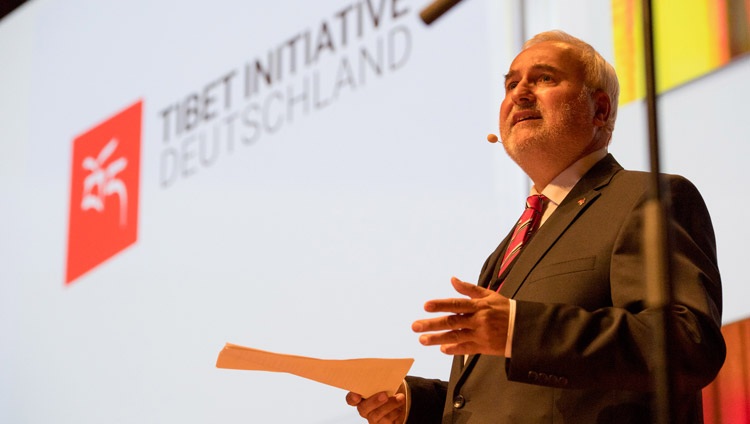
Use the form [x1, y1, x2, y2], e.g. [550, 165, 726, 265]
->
[406, 155, 725, 424]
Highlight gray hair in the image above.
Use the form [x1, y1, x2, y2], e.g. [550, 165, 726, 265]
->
[524, 30, 620, 144]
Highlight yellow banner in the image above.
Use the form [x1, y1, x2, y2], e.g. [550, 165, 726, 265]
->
[612, 0, 747, 104]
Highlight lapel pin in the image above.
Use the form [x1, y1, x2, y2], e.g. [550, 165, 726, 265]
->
[577, 198, 586, 206]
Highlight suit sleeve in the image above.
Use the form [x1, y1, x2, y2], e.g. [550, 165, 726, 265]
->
[403, 376, 447, 424]
[505, 175, 725, 393]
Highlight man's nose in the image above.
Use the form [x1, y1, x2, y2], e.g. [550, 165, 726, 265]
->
[510, 80, 535, 105]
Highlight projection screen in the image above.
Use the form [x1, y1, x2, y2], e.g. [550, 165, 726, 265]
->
[1, 0, 748, 423]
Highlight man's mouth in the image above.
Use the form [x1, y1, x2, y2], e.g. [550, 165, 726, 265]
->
[512, 112, 541, 125]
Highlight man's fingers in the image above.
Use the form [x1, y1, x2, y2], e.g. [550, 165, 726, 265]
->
[439, 341, 481, 355]
[367, 393, 405, 423]
[418, 328, 473, 346]
[412, 311, 473, 333]
[355, 392, 388, 417]
[412, 278, 511, 357]
[380, 406, 406, 424]
[451, 276, 493, 299]
[419, 277, 494, 315]
[345, 392, 362, 406]
[423, 297, 477, 314]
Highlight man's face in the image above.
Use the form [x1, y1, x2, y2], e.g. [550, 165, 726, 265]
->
[499, 41, 597, 165]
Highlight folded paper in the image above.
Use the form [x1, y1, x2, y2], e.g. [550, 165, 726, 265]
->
[216, 343, 414, 397]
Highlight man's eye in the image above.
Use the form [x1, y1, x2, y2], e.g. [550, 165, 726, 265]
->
[506, 82, 518, 90]
[539, 75, 553, 82]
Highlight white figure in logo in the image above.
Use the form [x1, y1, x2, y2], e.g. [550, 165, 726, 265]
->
[80, 138, 129, 227]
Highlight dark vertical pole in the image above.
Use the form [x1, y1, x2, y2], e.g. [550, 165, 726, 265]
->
[641, 1, 674, 423]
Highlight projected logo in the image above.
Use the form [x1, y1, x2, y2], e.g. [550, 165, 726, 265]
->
[66, 100, 143, 285]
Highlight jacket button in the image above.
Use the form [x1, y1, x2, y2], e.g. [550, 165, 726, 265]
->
[527, 371, 538, 382]
[453, 394, 465, 409]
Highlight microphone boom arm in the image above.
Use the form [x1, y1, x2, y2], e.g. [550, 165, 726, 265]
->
[419, 0, 464, 25]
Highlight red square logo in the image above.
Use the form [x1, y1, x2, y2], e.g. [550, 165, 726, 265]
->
[66, 100, 143, 285]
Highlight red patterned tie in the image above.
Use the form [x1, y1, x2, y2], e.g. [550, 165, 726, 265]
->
[497, 194, 546, 281]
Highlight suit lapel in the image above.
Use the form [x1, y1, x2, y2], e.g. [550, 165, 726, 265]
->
[478, 230, 513, 289]
[498, 191, 599, 297]
[499, 154, 622, 298]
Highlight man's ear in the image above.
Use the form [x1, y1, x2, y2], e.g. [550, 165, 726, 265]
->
[592, 90, 611, 128]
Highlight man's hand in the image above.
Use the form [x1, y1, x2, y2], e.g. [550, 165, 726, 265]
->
[411, 277, 511, 356]
[346, 391, 406, 424]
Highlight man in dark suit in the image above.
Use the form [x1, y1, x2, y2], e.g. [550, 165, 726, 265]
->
[346, 30, 725, 423]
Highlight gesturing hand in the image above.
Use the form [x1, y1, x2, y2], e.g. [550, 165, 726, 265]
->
[411, 277, 511, 356]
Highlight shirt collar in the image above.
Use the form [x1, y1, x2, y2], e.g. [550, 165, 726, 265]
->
[530, 148, 608, 207]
